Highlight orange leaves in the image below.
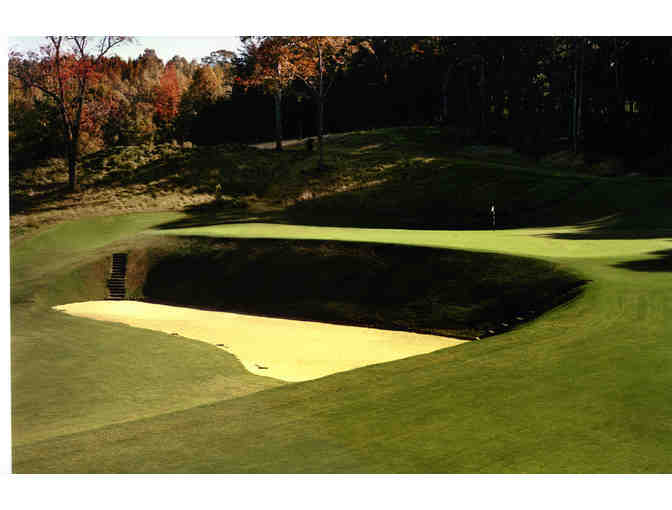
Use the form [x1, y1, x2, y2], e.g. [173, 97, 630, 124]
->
[281, 36, 361, 97]
[181, 65, 226, 115]
[154, 64, 180, 122]
[190, 66, 221, 102]
[239, 36, 368, 97]
[9, 36, 130, 133]
[239, 36, 296, 94]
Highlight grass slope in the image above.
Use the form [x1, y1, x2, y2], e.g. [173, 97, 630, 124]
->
[11, 128, 672, 472]
[140, 237, 584, 339]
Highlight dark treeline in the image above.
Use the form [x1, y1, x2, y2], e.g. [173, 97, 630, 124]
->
[9, 36, 672, 179]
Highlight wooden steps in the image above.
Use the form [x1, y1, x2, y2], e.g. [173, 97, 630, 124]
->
[107, 253, 127, 300]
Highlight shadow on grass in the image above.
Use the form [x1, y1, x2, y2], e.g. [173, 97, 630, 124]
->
[539, 211, 672, 240]
[152, 201, 290, 230]
[612, 249, 672, 272]
[153, 176, 601, 232]
[139, 236, 587, 339]
[549, 230, 672, 240]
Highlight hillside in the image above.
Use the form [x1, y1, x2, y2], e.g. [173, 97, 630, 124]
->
[12, 128, 672, 238]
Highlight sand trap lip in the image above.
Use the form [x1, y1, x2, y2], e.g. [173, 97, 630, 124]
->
[52, 300, 466, 382]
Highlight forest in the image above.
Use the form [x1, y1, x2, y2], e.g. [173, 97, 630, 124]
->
[9, 36, 672, 192]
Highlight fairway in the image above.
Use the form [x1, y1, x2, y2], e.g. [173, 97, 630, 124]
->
[53, 300, 465, 382]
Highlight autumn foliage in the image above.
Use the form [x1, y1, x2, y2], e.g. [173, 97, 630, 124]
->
[285, 37, 368, 165]
[239, 37, 296, 94]
[9, 38, 235, 187]
[9, 36, 131, 190]
[237, 37, 299, 150]
[154, 64, 181, 121]
[10, 35, 672, 192]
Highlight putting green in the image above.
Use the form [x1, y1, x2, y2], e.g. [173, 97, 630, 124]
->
[53, 300, 466, 382]
[151, 221, 672, 259]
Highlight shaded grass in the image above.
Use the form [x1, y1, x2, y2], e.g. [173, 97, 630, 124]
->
[286, 155, 672, 232]
[141, 237, 584, 339]
[612, 249, 672, 272]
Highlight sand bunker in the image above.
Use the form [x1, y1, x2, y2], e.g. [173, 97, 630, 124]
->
[53, 301, 466, 382]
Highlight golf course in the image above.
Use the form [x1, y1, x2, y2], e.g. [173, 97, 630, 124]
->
[10, 128, 672, 473]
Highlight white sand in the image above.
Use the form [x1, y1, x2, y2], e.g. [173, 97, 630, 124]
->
[52, 300, 466, 382]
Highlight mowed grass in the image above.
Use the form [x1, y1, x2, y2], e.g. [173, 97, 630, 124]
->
[11, 128, 672, 472]
[10, 214, 286, 446]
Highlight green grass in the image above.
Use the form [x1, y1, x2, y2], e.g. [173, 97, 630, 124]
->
[10, 127, 672, 472]
[10, 214, 286, 447]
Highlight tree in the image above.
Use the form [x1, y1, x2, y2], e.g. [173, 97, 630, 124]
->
[570, 37, 586, 153]
[202, 49, 236, 67]
[285, 37, 367, 168]
[9, 75, 63, 172]
[154, 63, 181, 122]
[187, 65, 224, 106]
[9, 36, 131, 191]
[178, 64, 227, 143]
[238, 37, 297, 151]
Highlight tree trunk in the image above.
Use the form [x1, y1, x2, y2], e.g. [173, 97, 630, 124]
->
[317, 44, 325, 170]
[69, 88, 86, 192]
[572, 37, 585, 153]
[569, 58, 575, 145]
[59, 109, 79, 192]
[463, 69, 472, 124]
[67, 137, 79, 192]
[441, 73, 449, 122]
[571, 51, 578, 152]
[611, 38, 625, 125]
[479, 56, 488, 142]
[61, 123, 79, 192]
[317, 96, 324, 169]
[274, 89, 283, 151]
[440, 65, 454, 123]
[576, 38, 585, 152]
